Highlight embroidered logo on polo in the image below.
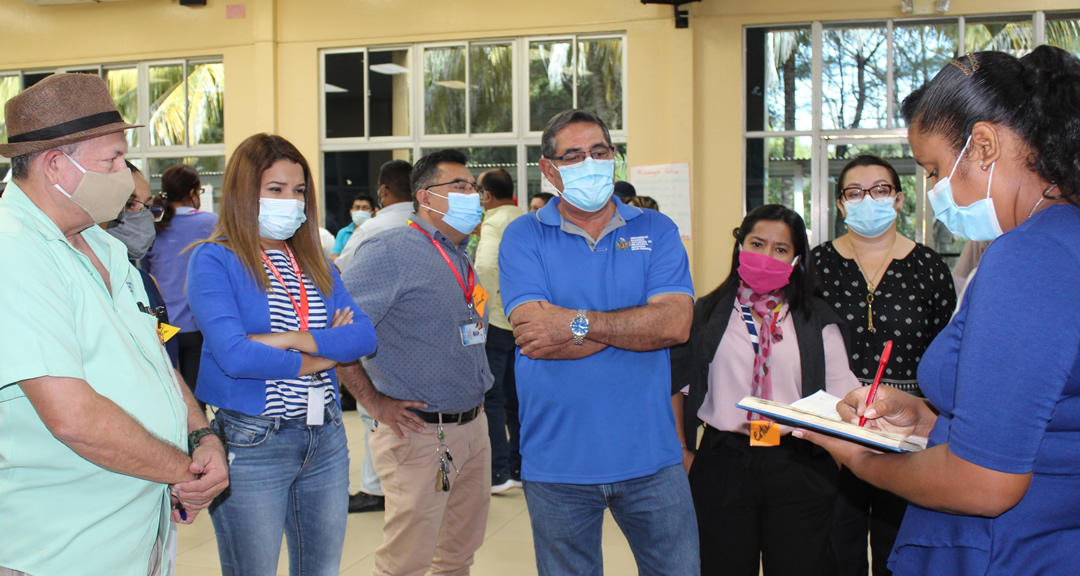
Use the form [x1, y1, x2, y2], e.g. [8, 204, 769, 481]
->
[629, 236, 652, 251]
[616, 238, 630, 251]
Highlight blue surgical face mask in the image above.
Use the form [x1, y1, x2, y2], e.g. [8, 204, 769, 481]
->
[424, 190, 483, 235]
[843, 196, 897, 238]
[554, 157, 615, 213]
[258, 198, 307, 240]
[926, 136, 1003, 241]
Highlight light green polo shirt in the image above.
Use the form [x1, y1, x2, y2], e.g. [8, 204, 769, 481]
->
[0, 181, 187, 576]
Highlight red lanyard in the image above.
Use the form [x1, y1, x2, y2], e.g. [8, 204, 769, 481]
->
[260, 246, 310, 330]
[408, 221, 475, 308]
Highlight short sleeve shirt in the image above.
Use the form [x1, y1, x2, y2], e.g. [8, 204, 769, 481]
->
[499, 198, 694, 484]
[0, 182, 187, 576]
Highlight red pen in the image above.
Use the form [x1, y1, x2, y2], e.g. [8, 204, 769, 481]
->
[859, 340, 894, 427]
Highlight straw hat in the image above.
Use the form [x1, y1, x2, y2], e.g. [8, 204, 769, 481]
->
[0, 73, 141, 159]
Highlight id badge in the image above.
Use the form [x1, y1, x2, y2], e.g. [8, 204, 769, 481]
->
[749, 419, 779, 447]
[307, 386, 325, 426]
[460, 320, 487, 346]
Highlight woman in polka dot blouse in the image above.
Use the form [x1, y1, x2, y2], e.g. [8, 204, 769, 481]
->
[812, 154, 955, 576]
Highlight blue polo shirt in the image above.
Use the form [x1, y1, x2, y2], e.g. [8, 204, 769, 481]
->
[499, 197, 693, 484]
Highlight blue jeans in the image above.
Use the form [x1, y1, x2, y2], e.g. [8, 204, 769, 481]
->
[209, 403, 350, 576]
[524, 463, 699, 576]
[356, 405, 383, 495]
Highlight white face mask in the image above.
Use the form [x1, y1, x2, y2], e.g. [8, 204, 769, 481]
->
[926, 135, 1004, 241]
[258, 198, 307, 240]
[53, 152, 134, 224]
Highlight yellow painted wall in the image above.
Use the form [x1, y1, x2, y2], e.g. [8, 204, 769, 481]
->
[0, 0, 1073, 293]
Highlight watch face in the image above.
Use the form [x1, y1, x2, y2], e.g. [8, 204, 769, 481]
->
[571, 317, 589, 337]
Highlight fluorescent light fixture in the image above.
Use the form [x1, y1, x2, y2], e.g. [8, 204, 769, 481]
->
[324, 83, 348, 93]
[434, 80, 467, 90]
[370, 63, 409, 75]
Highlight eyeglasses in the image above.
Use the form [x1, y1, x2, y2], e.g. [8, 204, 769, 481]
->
[427, 179, 483, 194]
[126, 197, 165, 222]
[840, 184, 896, 203]
[545, 145, 615, 165]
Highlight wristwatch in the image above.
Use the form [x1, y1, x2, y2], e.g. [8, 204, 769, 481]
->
[188, 427, 217, 456]
[570, 309, 590, 346]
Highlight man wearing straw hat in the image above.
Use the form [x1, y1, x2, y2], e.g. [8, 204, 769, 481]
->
[0, 74, 228, 576]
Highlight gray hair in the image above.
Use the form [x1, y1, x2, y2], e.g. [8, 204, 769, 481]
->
[10, 141, 83, 181]
[540, 109, 612, 159]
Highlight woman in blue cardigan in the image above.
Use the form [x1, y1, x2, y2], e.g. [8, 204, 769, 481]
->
[187, 133, 376, 576]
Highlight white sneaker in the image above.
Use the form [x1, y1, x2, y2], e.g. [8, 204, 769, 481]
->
[491, 478, 516, 494]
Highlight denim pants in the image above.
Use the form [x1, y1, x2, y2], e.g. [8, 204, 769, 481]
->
[524, 463, 700, 576]
[209, 402, 350, 576]
[357, 404, 383, 496]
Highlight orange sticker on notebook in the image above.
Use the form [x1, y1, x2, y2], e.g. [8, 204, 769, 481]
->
[749, 420, 780, 446]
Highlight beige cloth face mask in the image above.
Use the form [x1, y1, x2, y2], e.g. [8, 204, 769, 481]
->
[53, 151, 134, 224]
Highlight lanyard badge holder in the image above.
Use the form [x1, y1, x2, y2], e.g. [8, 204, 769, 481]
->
[407, 221, 488, 346]
[261, 247, 325, 426]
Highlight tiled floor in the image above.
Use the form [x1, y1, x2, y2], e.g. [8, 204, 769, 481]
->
[174, 410, 640, 576]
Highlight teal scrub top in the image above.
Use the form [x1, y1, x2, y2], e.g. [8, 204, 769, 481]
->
[0, 181, 188, 576]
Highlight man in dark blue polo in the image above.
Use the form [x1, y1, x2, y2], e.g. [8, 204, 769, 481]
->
[499, 109, 699, 576]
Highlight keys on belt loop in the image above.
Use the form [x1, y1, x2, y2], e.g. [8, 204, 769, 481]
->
[434, 416, 457, 492]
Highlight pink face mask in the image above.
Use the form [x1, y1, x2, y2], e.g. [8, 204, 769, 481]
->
[737, 250, 799, 295]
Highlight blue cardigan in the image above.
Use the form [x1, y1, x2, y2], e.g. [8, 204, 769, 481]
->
[186, 241, 377, 415]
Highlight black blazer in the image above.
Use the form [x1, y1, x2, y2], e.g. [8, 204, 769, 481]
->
[671, 286, 853, 453]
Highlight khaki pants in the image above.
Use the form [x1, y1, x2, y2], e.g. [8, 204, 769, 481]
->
[370, 412, 491, 576]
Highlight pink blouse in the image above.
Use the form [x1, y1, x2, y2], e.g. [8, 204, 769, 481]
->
[697, 302, 860, 436]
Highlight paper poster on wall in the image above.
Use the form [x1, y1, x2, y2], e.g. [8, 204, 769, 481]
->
[628, 163, 692, 240]
[199, 185, 215, 213]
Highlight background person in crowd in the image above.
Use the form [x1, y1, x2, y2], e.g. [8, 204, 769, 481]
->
[105, 161, 180, 366]
[798, 47, 1080, 576]
[0, 73, 228, 576]
[500, 109, 699, 576]
[950, 239, 991, 304]
[335, 159, 413, 271]
[339, 149, 493, 576]
[529, 191, 554, 212]
[186, 133, 376, 576]
[628, 195, 660, 211]
[335, 159, 414, 513]
[613, 180, 636, 203]
[475, 167, 525, 494]
[672, 204, 860, 576]
[812, 155, 955, 576]
[331, 193, 378, 261]
[145, 163, 218, 406]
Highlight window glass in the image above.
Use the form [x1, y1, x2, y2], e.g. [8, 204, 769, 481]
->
[745, 136, 814, 237]
[0, 75, 21, 145]
[323, 149, 413, 234]
[469, 44, 514, 134]
[822, 25, 889, 130]
[369, 50, 411, 138]
[105, 68, 139, 147]
[893, 21, 958, 126]
[325, 52, 366, 139]
[23, 73, 51, 89]
[188, 63, 225, 146]
[1046, 14, 1080, 57]
[147, 156, 225, 211]
[577, 38, 623, 130]
[764, 28, 812, 132]
[149, 64, 186, 146]
[529, 40, 573, 132]
[424, 46, 466, 135]
[965, 16, 1033, 56]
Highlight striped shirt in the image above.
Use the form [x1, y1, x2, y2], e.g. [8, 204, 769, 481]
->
[262, 249, 335, 418]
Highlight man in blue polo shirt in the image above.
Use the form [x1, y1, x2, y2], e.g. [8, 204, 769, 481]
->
[499, 109, 699, 576]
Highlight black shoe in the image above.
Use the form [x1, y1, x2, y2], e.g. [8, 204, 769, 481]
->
[348, 491, 385, 513]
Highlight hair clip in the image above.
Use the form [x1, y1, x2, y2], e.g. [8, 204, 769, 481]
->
[950, 53, 980, 76]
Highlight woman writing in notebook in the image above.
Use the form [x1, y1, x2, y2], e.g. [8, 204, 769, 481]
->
[799, 47, 1080, 576]
[671, 204, 860, 575]
[812, 155, 955, 576]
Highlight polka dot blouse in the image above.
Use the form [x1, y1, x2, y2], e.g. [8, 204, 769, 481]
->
[812, 241, 956, 397]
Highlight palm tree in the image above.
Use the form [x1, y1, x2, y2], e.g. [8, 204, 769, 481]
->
[148, 63, 225, 147]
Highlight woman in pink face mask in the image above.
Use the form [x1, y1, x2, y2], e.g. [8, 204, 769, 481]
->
[671, 204, 860, 575]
